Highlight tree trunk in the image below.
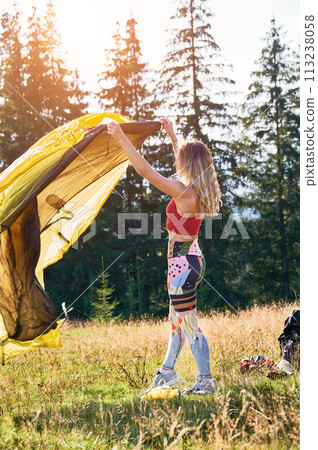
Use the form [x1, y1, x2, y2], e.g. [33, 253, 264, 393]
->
[274, 82, 290, 301]
[190, 0, 201, 138]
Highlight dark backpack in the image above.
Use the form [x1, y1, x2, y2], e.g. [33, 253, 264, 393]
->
[278, 309, 300, 370]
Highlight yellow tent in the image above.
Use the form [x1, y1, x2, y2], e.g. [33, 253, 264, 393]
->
[0, 112, 160, 362]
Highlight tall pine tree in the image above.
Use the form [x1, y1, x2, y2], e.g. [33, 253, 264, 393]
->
[98, 17, 154, 210]
[0, 8, 28, 167]
[240, 19, 299, 302]
[24, 2, 87, 145]
[158, 0, 236, 144]
[98, 17, 153, 121]
[0, 2, 88, 167]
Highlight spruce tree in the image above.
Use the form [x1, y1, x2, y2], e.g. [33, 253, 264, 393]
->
[0, 2, 88, 167]
[97, 16, 157, 210]
[0, 8, 28, 167]
[24, 2, 87, 145]
[91, 258, 119, 322]
[158, 0, 236, 145]
[98, 17, 154, 121]
[241, 19, 299, 302]
[24, 4, 66, 143]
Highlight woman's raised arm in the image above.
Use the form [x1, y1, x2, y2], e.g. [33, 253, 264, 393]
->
[107, 121, 186, 199]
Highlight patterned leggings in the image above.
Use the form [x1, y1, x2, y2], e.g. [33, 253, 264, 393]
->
[162, 238, 211, 377]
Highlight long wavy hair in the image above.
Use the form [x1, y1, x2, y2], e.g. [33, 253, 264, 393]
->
[175, 140, 222, 215]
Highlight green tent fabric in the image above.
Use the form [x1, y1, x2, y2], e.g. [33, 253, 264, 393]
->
[0, 112, 160, 349]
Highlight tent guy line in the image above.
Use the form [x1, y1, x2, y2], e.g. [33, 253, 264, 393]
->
[0, 75, 124, 200]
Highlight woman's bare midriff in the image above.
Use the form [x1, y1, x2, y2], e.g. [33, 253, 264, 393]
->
[168, 231, 198, 242]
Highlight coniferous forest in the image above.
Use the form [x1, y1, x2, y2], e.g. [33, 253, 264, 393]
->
[0, 1, 299, 321]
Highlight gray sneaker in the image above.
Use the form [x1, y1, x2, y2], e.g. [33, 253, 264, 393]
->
[148, 368, 182, 390]
[188, 375, 217, 394]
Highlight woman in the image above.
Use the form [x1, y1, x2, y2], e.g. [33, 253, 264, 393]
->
[107, 118, 221, 393]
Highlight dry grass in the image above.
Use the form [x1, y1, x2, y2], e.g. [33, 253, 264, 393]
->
[0, 303, 299, 449]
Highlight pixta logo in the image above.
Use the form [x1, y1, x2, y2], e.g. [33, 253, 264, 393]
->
[117, 213, 250, 240]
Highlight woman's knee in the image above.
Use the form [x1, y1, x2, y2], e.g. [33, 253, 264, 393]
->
[170, 323, 186, 344]
[179, 309, 199, 340]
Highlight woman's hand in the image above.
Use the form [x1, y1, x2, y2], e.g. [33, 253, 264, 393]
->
[160, 118, 175, 137]
[160, 118, 179, 154]
[107, 121, 126, 141]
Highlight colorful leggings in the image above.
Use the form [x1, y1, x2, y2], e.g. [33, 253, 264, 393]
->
[162, 238, 211, 377]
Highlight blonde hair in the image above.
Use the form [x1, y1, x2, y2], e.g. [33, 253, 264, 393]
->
[175, 140, 222, 215]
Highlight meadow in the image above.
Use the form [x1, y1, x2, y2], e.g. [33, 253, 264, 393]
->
[0, 304, 300, 449]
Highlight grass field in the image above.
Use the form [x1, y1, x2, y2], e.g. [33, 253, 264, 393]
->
[0, 303, 300, 449]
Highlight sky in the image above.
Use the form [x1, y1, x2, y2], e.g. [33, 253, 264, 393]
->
[1, 0, 300, 109]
